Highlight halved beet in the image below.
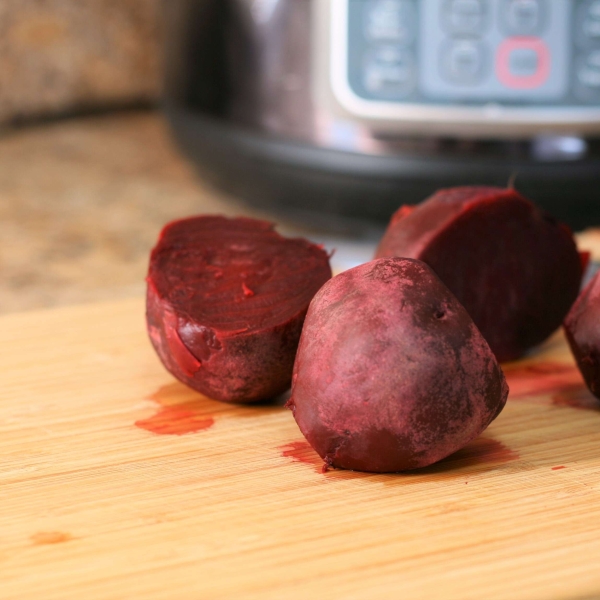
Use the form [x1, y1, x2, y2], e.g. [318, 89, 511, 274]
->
[564, 270, 600, 400]
[375, 186, 583, 362]
[287, 257, 508, 473]
[146, 216, 332, 403]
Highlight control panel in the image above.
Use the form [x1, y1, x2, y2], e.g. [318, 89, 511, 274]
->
[343, 0, 600, 107]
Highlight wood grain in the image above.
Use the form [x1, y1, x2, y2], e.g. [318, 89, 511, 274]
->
[1, 298, 600, 600]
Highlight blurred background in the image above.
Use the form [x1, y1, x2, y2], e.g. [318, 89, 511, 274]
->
[0, 0, 379, 315]
[2, 0, 600, 314]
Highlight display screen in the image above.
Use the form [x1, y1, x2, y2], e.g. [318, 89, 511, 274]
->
[346, 0, 600, 106]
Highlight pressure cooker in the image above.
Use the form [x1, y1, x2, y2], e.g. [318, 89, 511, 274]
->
[163, 0, 600, 229]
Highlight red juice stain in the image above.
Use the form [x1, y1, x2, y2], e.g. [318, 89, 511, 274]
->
[504, 361, 585, 399]
[281, 437, 517, 477]
[444, 437, 519, 467]
[552, 466, 567, 470]
[135, 405, 214, 435]
[279, 440, 327, 473]
[31, 532, 72, 545]
[149, 382, 189, 407]
[136, 383, 217, 436]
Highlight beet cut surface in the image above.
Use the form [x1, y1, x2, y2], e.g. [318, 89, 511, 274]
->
[287, 257, 508, 473]
[147, 216, 332, 403]
[564, 270, 600, 401]
[375, 187, 583, 362]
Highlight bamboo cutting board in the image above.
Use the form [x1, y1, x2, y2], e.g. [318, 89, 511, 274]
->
[2, 298, 600, 600]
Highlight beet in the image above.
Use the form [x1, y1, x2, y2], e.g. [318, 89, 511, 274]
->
[146, 216, 332, 403]
[287, 257, 508, 473]
[564, 270, 600, 400]
[375, 186, 583, 362]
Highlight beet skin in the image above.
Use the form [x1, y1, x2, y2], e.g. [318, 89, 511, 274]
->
[564, 270, 600, 401]
[146, 215, 332, 403]
[287, 257, 508, 473]
[375, 187, 583, 362]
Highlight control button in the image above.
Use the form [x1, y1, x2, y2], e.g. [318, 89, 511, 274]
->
[575, 50, 600, 101]
[440, 40, 487, 84]
[508, 48, 539, 77]
[575, 0, 600, 48]
[363, 46, 416, 97]
[496, 37, 550, 89]
[500, 0, 546, 36]
[442, 0, 489, 35]
[364, 0, 417, 46]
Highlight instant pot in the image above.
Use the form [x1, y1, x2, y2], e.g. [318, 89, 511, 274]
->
[164, 0, 600, 229]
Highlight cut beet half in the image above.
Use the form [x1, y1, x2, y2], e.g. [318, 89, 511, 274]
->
[375, 187, 583, 362]
[146, 216, 332, 403]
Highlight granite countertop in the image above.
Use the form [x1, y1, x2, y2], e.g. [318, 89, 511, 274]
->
[0, 111, 267, 314]
[0, 0, 162, 126]
[1, 110, 599, 316]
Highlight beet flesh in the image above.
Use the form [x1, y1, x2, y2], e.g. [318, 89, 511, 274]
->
[375, 187, 583, 362]
[564, 270, 600, 400]
[146, 216, 332, 403]
[287, 257, 508, 473]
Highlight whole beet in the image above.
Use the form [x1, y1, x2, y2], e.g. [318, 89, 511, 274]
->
[564, 270, 600, 400]
[287, 257, 508, 473]
[147, 215, 331, 403]
[375, 187, 583, 362]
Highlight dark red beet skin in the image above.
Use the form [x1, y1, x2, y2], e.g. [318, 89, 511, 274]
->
[146, 216, 332, 403]
[375, 186, 583, 362]
[564, 270, 600, 400]
[287, 257, 508, 473]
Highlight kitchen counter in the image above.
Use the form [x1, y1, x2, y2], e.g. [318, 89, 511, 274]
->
[0, 111, 270, 314]
[0, 0, 162, 125]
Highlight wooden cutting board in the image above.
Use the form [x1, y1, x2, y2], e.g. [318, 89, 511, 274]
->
[2, 298, 600, 600]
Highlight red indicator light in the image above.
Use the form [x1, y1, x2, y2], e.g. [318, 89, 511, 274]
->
[496, 36, 550, 89]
